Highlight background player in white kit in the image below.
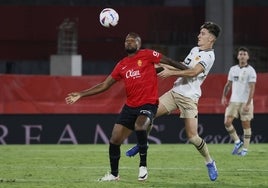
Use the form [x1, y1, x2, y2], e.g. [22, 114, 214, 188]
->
[221, 47, 257, 156]
[127, 22, 221, 181]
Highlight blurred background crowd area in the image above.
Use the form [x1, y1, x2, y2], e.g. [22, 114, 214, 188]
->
[0, 0, 267, 75]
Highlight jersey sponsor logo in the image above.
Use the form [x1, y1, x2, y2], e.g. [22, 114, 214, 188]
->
[126, 69, 141, 79]
[234, 76, 239, 81]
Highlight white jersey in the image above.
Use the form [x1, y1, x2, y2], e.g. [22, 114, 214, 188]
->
[228, 64, 257, 103]
[172, 46, 215, 100]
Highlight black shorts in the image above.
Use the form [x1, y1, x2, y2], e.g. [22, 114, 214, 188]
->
[116, 103, 158, 130]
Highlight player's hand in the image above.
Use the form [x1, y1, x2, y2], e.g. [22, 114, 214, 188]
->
[65, 92, 81, 104]
[157, 67, 173, 78]
[243, 104, 250, 112]
[221, 96, 228, 106]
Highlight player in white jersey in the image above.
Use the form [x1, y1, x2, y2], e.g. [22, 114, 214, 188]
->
[126, 22, 221, 181]
[221, 47, 257, 156]
[171, 46, 214, 100]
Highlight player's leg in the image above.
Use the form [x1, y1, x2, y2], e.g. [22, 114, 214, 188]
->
[126, 119, 152, 157]
[184, 117, 218, 181]
[99, 105, 135, 181]
[238, 103, 253, 156]
[237, 121, 251, 156]
[134, 104, 157, 181]
[185, 118, 212, 162]
[125, 118, 152, 157]
[126, 132, 150, 157]
[99, 123, 132, 181]
[224, 103, 243, 154]
[179, 94, 217, 181]
[126, 91, 174, 157]
[135, 114, 150, 181]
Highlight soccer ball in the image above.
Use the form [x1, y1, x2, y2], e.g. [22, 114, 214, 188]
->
[99, 8, 119, 28]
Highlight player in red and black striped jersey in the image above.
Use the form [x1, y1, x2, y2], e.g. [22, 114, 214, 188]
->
[65, 32, 186, 181]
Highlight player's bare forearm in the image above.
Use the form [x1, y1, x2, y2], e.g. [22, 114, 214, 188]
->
[65, 84, 109, 104]
[79, 83, 111, 97]
[246, 82, 256, 105]
[171, 61, 188, 70]
[160, 56, 188, 70]
[222, 86, 228, 97]
[222, 81, 232, 97]
[80, 75, 116, 97]
[65, 76, 116, 104]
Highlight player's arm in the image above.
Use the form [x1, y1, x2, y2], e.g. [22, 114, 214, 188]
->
[160, 55, 188, 70]
[246, 82, 256, 106]
[158, 63, 204, 78]
[154, 64, 164, 73]
[221, 80, 232, 106]
[65, 75, 116, 104]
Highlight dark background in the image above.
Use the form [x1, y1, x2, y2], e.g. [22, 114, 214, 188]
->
[0, 114, 267, 144]
[0, 0, 267, 74]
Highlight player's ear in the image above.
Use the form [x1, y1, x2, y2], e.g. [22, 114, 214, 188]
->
[136, 40, 141, 50]
[209, 34, 215, 42]
[135, 36, 142, 49]
[136, 42, 141, 50]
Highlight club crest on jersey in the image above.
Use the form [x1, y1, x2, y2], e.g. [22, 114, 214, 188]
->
[195, 56, 201, 61]
[137, 60, 142, 67]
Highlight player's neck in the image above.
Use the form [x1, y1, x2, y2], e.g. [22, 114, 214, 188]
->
[239, 62, 248, 68]
[199, 46, 213, 51]
[199, 43, 213, 51]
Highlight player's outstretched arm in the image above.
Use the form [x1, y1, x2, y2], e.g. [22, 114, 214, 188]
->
[160, 56, 188, 70]
[158, 63, 204, 78]
[65, 75, 116, 104]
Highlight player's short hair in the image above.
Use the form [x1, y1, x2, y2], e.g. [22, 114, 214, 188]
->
[238, 46, 250, 54]
[127, 32, 141, 42]
[127, 32, 142, 48]
[200, 22, 221, 38]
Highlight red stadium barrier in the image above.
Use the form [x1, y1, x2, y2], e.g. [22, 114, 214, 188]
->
[0, 73, 267, 114]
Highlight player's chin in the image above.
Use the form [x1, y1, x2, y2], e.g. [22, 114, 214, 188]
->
[125, 47, 137, 54]
[197, 40, 204, 47]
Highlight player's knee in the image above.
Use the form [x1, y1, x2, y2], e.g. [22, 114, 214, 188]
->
[224, 116, 234, 126]
[135, 115, 151, 130]
[188, 135, 202, 146]
[110, 138, 120, 145]
[110, 134, 125, 145]
[224, 119, 232, 127]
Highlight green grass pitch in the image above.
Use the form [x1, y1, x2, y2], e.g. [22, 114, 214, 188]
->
[0, 144, 267, 188]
